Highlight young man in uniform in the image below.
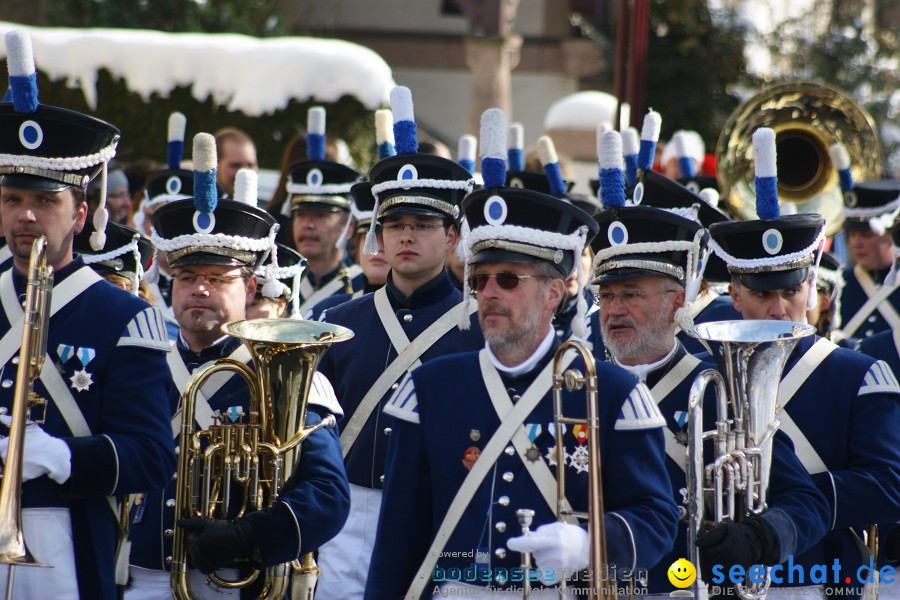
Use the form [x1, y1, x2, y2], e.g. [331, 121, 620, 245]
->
[125, 148, 348, 599]
[314, 87, 484, 600]
[709, 129, 900, 598]
[0, 30, 175, 600]
[366, 109, 679, 599]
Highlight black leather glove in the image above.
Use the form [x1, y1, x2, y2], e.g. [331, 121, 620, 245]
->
[696, 517, 779, 583]
[177, 517, 258, 575]
[885, 526, 900, 565]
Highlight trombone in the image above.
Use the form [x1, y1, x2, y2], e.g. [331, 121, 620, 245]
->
[0, 236, 53, 598]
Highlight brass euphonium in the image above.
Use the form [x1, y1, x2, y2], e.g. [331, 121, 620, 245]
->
[170, 318, 353, 600]
[685, 320, 815, 600]
[0, 236, 52, 571]
[516, 339, 613, 600]
[716, 82, 881, 236]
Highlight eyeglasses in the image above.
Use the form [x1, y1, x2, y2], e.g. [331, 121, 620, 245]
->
[593, 289, 676, 308]
[173, 273, 244, 289]
[381, 221, 445, 235]
[467, 272, 550, 292]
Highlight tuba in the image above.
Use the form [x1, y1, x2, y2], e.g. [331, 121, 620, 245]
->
[0, 236, 52, 572]
[716, 82, 881, 236]
[170, 318, 353, 600]
[685, 320, 815, 600]
[516, 339, 613, 600]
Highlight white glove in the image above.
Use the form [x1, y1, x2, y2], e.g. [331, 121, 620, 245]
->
[0, 415, 72, 484]
[506, 522, 589, 585]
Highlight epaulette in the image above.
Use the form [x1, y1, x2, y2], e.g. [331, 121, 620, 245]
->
[615, 382, 666, 430]
[308, 373, 343, 418]
[858, 360, 900, 396]
[383, 372, 419, 424]
[117, 306, 170, 351]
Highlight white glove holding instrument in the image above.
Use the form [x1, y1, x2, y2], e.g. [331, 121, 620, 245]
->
[506, 521, 590, 585]
[0, 415, 72, 484]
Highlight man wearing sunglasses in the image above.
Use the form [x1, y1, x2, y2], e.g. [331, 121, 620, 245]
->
[366, 143, 680, 598]
[590, 200, 830, 597]
[313, 101, 484, 600]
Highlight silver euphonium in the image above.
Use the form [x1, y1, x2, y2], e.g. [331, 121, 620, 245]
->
[685, 320, 815, 600]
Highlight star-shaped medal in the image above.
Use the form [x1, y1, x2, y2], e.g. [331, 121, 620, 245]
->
[69, 369, 93, 393]
[524, 444, 541, 463]
[545, 446, 558, 467]
[568, 445, 589, 473]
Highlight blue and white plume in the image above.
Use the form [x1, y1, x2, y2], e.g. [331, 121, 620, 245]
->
[621, 126, 640, 188]
[6, 30, 38, 114]
[507, 122, 525, 172]
[752, 128, 779, 220]
[598, 130, 626, 209]
[480, 108, 508, 189]
[391, 86, 418, 155]
[375, 108, 395, 160]
[537, 135, 566, 196]
[307, 106, 326, 161]
[828, 142, 853, 194]
[192, 132, 218, 230]
[458, 134, 477, 175]
[233, 168, 257, 207]
[638, 110, 662, 172]
[673, 131, 696, 178]
[167, 112, 186, 170]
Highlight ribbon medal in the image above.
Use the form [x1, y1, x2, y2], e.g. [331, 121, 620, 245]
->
[568, 425, 589, 473]
[545, 422, 567, 466]
[63, 345, 96, 392]
[523, 423, 542, 463]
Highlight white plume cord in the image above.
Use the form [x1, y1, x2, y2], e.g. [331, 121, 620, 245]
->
[286, 181, 355, 195]
[707, 227, 825, 271]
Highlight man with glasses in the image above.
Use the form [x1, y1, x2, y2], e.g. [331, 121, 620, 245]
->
[314, 88, 483, 599]
[126, 143, 348, 599]
[590, 196, 829, 596]
[366, 110, 679, 598]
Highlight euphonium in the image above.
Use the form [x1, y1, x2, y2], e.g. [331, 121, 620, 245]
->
[0, 236, 52, 571]
[170, 318, 353, 600]
[516, 339, 613, 600]
[716, 82, 881, 236]
[685, 320, 815, 600]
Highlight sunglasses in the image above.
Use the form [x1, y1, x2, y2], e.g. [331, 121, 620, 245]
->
[467, 272, 550, 292]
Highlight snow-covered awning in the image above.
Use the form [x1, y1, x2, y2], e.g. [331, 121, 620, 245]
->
[0, 21, 396, 116]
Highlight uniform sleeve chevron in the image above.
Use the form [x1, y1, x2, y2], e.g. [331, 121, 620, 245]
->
[615, 382, 666, 430]
[858, 360, 900, 396]
[117, 307, 171, 351]
[383, 372, 420, 424]
[309, 372, 343, 418]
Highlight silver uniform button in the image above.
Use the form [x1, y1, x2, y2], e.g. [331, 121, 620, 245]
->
[165, 556, 173, 565]
[502, 471, 514, 482]
[403, 314, 413, 323]
[379, 475, 385, 483]
[166, 499, 176, 508]
[1, 380, 12, 389]
[498, 495, 510, 507]
[504, 445, 515, 456]
[391, 383, 399, 390]
[865, 329, 875, 337]
[383, 427, 392, 436]
[494, 548, 507, 559]
[511, 395, 521, 402]
[868, 315, 877, 322]
[10, 356, 19, 365]
[495, 573, 508, 585]
[495, 521, 506, 533]
[164, 529, 174, 538]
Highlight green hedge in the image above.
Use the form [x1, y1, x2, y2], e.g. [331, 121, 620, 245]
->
[34, 68, 377, 171]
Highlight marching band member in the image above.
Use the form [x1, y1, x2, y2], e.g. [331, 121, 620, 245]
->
[287, 107, 365, 316]
[366, 109, 678, 599]
[126, 142, 348, 599]
[0, 30, 175, 600]
[73, 217, 155, 302]
[247, 242, 306, 319]
[590, 130, 829, 595]
[709, 129, 900, 598]
[314, 87, 483, 600]
[835, 180, 900, 342]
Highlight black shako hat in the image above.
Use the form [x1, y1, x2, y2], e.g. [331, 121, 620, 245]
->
[843, 180, 900, 234]
[75, 216, 153, 281]
[368, 153, 473, 223]
[709, 213, 825, 290]
[288, 160, 362, 213]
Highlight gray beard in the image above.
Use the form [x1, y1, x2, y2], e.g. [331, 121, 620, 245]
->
[482, 304, 546, 362]
[601, 308, 675, 364]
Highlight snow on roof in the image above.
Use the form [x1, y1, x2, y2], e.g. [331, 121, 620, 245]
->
[544, 90, 618, 131]
[0, 21, 396, 116]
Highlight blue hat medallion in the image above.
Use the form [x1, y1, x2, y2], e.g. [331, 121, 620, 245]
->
[762, 228, 783, 255]
[509, 177, 524, 189]
[166, 175, 183, 195]
[19, 120, 43, 150]
[484, 195, 507, 226]
[398, 164, 418, 182]
[632, 182, 644, 205]
[306, 167, 323, 187]
[193, 210, 216, 234]
[608, 221, 628, 246]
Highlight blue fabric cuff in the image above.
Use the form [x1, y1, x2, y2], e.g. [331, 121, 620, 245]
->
[760, 507, 799, 563]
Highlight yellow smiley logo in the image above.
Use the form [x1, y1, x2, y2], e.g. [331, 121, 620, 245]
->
[667, 558, 696, 588]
